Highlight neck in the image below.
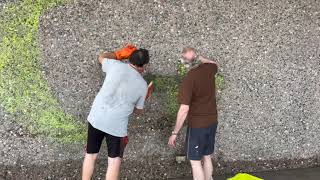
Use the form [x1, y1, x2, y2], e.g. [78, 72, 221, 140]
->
[187, 56, 200, 70]
[129, 64, 144, 73]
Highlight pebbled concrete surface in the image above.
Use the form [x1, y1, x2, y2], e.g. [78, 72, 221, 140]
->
[39, 0, 320, 167]
[0, 106, 82, 166]
[1, 0, 320, 179]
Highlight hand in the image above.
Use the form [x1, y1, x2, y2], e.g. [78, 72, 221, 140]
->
[198, 55, 205, 62]
[114, 44, 137, 60]
[145, 81, 154, 100]
[199, 55, 217, 64]
[168, 135, 177, 148]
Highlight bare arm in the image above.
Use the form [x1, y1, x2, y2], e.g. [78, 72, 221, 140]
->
[172, 104, 190, 134]
[133, 107, 144, 114]
[168, 104, 189, 147]
[199, 55, 217, 65]
[98, 51, 117, 64]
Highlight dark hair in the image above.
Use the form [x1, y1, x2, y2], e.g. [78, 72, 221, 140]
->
[129, 49, 149, 67]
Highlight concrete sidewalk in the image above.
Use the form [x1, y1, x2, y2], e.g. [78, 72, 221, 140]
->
[173, 167, 320, 180]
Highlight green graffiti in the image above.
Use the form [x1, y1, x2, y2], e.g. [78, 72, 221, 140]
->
[0, 0, 85, 143]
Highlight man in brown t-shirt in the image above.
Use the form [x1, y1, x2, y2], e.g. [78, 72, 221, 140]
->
[168, 47, 218, 180]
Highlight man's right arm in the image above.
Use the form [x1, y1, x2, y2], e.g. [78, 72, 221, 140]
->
[134, 89, 147, 114]
[99, 44, 137, 64]
[98, 51, 117, 64]
[133, 107, 144, 114]
[199, 55, 218, 74]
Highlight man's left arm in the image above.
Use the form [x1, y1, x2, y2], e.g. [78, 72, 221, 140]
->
[199, 55, 217, 65]
[134, 87, 147, 114]
[168, 104, 189, 147]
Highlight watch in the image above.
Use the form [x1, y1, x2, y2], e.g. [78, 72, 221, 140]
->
[172, 131, 179, 135]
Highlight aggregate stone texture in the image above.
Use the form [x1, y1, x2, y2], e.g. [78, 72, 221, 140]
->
[0, 106, 82, 167]
[2, 0, 320, 179]
[0, 0, 19, 12]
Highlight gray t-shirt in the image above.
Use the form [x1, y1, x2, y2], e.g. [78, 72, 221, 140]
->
[87, 58, 147, 137]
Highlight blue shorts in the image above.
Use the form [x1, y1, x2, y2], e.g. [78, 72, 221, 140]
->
[186, 123, 218, 160]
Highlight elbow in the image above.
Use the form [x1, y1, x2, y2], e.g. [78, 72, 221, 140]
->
[98, 53, 105, 64]
[134, 108, 144, 114]
[180, 104, 189, 114]
[99, 52, 117, 64]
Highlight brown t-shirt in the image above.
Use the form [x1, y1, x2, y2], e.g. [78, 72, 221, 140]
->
[178, 63, 218, 128]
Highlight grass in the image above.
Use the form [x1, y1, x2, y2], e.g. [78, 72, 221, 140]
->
[0, 0, 85, 143]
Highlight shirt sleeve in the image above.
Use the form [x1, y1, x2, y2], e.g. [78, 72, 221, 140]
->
[178, 75, 193, 105]
[135, 87, 147, 109]
[102, 58, 119, 73]
[135, 94, 146, 109]
[208, 63, 218, 75]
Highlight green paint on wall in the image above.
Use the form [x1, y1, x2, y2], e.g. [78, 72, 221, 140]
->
[0, 0, 85, 143]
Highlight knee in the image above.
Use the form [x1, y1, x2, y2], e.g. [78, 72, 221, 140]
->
[108, 157, 122, 167]
[85, 153, 98, 162]
[190, 160, 202, 169]
[202, 155, 212, 162]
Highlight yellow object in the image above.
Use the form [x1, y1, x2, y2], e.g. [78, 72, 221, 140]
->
[227, 173, 263, 180]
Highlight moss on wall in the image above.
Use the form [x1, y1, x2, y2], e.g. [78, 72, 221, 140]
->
[0, 0, 85, 143]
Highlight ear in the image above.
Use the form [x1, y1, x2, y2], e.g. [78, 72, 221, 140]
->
[137, 66, 145, 73]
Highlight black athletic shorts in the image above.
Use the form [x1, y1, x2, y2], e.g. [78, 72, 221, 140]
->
[86, 123, 128, 158]
[186, 122, 218, 160]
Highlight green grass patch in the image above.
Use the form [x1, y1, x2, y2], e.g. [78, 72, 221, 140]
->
[0, 0, 85, 143]
[216, 73, 225, 91]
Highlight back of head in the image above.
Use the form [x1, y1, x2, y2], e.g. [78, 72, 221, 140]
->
[182, 47, 197, 63]
[129, 49, 149, 67]
[182, 47, 196, 54]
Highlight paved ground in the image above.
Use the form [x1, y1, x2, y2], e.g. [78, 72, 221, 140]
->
[173, 167, 320, 180]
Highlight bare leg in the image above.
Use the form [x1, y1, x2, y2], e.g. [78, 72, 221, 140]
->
[202, 155, 213, 180]
[105, 157, 122, 180]
[82, 153, 98, 180]
[190, 160, 205, 180]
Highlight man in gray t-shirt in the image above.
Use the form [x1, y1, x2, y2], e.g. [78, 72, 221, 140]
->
[82, 45, 150, 180]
